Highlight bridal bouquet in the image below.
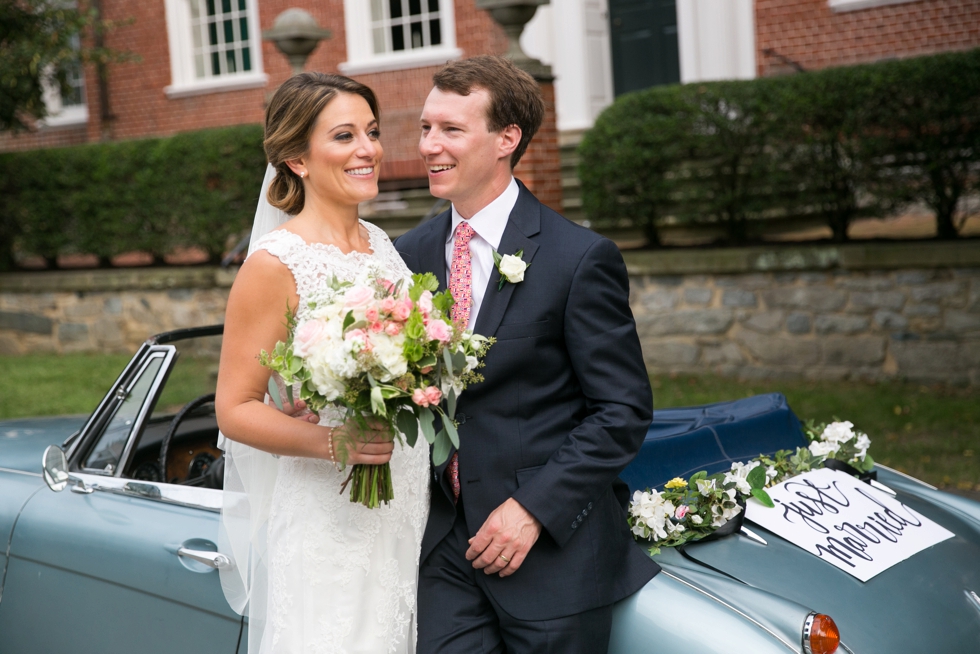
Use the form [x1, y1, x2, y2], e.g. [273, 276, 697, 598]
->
[260, 272, 491, 508]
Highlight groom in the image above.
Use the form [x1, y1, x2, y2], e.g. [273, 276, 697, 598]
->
[395, 56, 659, 653]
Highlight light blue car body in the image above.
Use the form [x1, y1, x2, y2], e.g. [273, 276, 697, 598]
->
[1, 327, 979, 653]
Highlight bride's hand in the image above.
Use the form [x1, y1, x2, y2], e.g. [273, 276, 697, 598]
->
[331, 418, 394, 465]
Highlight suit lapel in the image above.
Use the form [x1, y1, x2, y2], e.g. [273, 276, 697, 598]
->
[417, 211, 451, 292]
[473, 183, 541, 338]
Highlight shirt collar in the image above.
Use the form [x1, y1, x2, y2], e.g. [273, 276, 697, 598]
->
[448, 177, 519, 250]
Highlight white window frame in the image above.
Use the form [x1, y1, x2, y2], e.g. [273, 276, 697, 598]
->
[164, 0, 267, 99]
[828, 0, 918, 12]
[40, 27, 88, 128]
[339, 0, 461, 76]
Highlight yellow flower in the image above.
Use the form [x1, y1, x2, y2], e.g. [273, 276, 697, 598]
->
[665, 477, 688, 490]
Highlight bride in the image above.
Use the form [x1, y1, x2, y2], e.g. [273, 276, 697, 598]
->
[215, 73, 430, 654]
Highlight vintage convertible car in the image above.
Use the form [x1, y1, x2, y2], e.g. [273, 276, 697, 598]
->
[1, 325, 979, 653]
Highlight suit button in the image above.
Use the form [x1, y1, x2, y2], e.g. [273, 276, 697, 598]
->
[582, 509, 588, 516]
[456, 413, 467, 424]
[571, 523, 578, 529]
[587, 502, 593, 510]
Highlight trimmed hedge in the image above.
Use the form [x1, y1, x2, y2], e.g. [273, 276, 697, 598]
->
[581, 48, 980, 245]
[0, 124, 267, 270]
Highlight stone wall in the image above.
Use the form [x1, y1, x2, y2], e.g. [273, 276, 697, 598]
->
[0, 268, 233, 355]
[2, 241, 979, 384]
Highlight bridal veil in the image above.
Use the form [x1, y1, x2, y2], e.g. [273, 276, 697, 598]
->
[217, 164, 290, 652]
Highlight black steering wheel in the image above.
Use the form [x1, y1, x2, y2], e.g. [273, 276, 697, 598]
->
[158, 393, 216, 485]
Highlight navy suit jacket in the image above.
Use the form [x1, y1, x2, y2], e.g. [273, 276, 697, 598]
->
[394, 182, 659, 621]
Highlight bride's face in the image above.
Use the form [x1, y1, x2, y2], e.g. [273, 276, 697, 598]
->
[294, 92, 383, 208]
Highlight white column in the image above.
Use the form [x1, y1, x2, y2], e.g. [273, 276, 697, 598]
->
[677, 0, 756, 83]
[521, 0, 615, 132]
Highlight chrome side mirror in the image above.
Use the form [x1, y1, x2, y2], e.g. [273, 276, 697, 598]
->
[42, 445, 71, 492]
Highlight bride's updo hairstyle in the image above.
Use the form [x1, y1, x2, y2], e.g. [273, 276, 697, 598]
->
[264, 72, 380, 215]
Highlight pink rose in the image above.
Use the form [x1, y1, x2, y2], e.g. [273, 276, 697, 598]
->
[675, 505, 689, 520]
[418, 290, 433, 315]
[369, 321, 384, 334]
[345, 328, 372, 352]
[411, 388, 430, 407]
[426, 319, 451, 343]
[424, 386, 442, 405]
[293, 319, 328, 356]
[392, 298, 412, 322]
[344, 286, 374, 309]
[379, 278, 396, 294]
[365, 307, 379, 323]
[381, 296, 396, 313]
[384, 321, 402, 336]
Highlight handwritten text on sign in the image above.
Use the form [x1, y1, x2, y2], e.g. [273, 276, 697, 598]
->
[744, 468, 954, 582]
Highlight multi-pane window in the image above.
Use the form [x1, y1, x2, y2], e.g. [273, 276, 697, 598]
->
[61, 38, 86, 108]
[341, 0, 459, 74]
[41, 34, 87, 126]
[370, 0, 443, 54]
[189, 0, 253, 79]
[164, 0, 264, 98]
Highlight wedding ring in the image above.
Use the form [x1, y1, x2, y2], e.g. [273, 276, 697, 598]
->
[498, 554, 511, 563]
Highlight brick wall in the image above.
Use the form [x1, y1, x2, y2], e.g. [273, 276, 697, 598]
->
[756, 0, 980, 76]
[0, 0, 510, 187]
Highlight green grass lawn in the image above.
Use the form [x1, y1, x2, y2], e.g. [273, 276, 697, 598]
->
[1, 353, 976, 491]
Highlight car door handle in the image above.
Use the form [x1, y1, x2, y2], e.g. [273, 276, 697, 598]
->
[177, 547, 233, 570]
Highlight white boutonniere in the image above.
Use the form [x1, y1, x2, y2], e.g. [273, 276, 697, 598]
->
[492, 249, 530, 291]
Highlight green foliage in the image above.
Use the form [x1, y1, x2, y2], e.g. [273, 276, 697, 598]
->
[0, 124, 267, 269]
[0, 0, 130, 132]
[581, 48, 980, 245]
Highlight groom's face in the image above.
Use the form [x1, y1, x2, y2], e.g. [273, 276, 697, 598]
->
[419, 87, 509, 213]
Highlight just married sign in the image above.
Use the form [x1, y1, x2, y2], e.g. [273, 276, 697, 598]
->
[744, 468, 954, 582]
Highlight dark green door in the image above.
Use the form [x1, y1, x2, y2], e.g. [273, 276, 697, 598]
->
[609, 0, 680, 95]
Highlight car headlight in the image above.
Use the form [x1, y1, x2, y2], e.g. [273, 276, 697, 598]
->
[803, 612, 840, 654]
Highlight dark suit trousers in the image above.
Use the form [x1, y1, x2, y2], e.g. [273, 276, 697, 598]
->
[417, 498, 613, 654]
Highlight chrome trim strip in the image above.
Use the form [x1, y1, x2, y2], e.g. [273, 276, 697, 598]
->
[876, 464, 937, 490]
[0, 467, 41, 478]
[868, 479, 897, 496]
[967, 590, 980, 615]
[71, 473, 222, 512]
[740, 525, 768, 546]
[660, 570, 799, 653]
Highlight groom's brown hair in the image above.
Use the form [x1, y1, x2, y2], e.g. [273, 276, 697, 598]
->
[433, 56, 545, 168]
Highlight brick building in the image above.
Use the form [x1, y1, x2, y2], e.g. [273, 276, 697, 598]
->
[5, 0, 979, 197]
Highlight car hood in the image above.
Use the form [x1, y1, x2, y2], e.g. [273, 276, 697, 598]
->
[671, 472, 980, 653]
[0, 416, 88, 473]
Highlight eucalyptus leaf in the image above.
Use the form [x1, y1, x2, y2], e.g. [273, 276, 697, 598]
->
[751, 488, 775, 508]
[419, 407, 436, 444]
[443, 348, 454, 378]
[446, 387, 457, 419]
[396, 410, 419, 448]
[442, 413, 460, 448]
[432, 430, 451, 466]
[451, 350, 466, 375]
[268, 377, 284, 411]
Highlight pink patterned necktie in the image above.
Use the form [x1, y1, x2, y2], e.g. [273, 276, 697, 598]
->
[446, 221, 475, 503]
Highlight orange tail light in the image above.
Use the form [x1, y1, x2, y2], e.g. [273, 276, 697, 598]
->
[803, 612, 840, 654]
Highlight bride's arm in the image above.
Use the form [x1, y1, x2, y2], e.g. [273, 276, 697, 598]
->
[215, 252, 392, 464]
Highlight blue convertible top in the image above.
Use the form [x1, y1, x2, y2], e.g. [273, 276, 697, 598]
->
[620, 393, 808, 493]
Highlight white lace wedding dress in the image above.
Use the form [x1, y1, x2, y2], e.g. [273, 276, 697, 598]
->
[249, 222, 430, 654]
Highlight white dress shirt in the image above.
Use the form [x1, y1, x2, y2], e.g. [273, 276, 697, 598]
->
[445, 177, 520, 330]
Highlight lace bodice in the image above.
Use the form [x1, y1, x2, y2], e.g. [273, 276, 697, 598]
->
[251, 221, 412, 322]
[246, 221, 430, 654]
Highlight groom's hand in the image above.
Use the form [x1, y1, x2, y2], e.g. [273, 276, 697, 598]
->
[466, 498, 542, 578]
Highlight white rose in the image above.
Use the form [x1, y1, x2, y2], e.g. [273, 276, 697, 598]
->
[822, 421, 856, 444]
[809, 439, 840, 458]
[854, 433, 871, 459]
[498, 254, 528, 283]
[690, 514, 703, 525]
[373, 333, 407, 381]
